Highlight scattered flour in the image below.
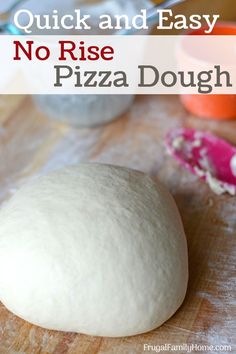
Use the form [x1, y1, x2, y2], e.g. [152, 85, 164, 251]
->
[205, 173, 228, 196]
[230, 154, 236, 177]
[195, 168, 236, 196]
[172, 136, 184, 150]
[192, 139, 202, 148]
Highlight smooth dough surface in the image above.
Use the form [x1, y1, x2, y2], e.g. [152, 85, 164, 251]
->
[0, 164, 188, 337]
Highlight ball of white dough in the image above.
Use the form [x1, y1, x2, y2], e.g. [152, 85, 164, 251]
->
[0, 164, 188, 337]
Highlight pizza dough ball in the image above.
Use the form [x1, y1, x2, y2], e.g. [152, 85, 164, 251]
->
[0, 164, 188, 337]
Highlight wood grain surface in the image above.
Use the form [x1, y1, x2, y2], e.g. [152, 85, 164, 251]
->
[0, 94, 235, 354]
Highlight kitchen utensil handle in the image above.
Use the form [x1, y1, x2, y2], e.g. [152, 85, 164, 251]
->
[4, 0, 26, 16]
[0, 0, 26, 24]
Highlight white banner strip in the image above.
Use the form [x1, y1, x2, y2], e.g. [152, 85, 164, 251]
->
[1, 35, 236, 94]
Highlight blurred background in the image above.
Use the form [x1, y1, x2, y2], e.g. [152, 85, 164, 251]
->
[153, 0, 236, 33]
[0, 0, 236, 353]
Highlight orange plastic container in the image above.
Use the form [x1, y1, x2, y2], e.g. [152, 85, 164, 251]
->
[179, 22, 236, 120]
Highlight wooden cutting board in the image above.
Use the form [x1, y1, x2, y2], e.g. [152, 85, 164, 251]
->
[0, 95, 235, 354]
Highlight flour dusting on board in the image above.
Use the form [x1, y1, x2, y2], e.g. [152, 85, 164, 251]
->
[29, 327, 37, 348]
[0, 94, 235, 352]
[196, 233, 236, 351]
